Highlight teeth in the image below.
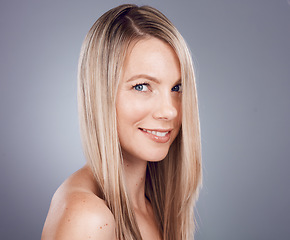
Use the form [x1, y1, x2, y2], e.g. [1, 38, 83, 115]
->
[156, 132, 166, 137]
[142, 129, 169, 137]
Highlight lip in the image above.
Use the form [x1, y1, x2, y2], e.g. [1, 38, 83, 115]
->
[139, 128, 172, 143]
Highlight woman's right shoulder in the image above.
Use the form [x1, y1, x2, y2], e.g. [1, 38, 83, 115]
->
[41, 166, 116, 240]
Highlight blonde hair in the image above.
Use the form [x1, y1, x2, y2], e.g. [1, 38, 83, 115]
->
[77, 4, 202, 240]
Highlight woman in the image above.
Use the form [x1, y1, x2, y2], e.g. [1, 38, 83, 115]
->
[42, 4, 202, 240]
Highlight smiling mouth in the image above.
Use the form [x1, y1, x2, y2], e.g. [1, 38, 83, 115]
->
[139, 128, 170, 137]
[139, 128, 171, 143]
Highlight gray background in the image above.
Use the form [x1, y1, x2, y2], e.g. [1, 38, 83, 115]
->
[0, 0, 289, 239]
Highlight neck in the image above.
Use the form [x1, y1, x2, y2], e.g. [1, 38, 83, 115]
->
[123, 156, 148, 211]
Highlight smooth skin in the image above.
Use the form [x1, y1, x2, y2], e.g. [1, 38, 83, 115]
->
[42, 37, 181, 240]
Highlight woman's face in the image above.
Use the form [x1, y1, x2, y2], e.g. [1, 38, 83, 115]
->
[116, 37, 182, 163]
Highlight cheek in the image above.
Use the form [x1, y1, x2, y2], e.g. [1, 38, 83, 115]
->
[175, 99, 182, 124]
[178, 105, 182, 125]
[116, 95, 151, 126]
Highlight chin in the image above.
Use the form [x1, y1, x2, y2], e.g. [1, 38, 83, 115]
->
[121, 146, 170, 163]
[143, 148, 170, 162]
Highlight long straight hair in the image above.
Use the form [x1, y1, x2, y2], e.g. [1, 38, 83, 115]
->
[77, 4, 202, 240]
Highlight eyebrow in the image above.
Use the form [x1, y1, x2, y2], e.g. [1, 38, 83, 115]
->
[126, 74, 181, 85]
[126, 74, 161, 84]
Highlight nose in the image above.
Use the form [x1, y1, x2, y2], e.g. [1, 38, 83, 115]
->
[152, 93, 178, 121]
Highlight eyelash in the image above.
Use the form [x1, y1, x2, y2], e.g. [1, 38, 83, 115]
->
[132, 82, 150, 92]
[132, 82, 182, 92]
[172, 84, 182, 92]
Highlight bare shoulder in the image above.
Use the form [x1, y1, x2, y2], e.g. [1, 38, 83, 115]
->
[42, 165, 116, 240]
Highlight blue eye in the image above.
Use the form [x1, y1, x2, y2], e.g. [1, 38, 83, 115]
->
[133, 83, 149, 91]
[172, 84, 182, 92]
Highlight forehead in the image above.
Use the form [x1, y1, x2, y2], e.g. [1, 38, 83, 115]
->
[122, 37, 181, 82]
